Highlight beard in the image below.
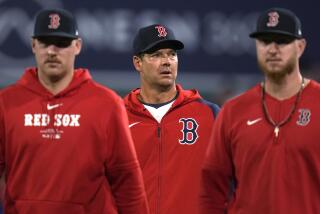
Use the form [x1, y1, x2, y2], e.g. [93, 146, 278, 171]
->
[258, 56, 296, 83]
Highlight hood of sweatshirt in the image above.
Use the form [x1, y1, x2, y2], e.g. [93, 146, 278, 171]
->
[17, 67, 92, 99]
[14, 67, 92, 131]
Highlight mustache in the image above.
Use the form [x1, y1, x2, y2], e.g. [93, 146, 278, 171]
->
[45, 58, 61, 64]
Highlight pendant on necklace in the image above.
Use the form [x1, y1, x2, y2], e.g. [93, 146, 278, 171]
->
[274, 126, 279, 137]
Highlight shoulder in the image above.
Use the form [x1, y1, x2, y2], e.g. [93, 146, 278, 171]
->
[218, 84, 261, 120]
[176, 85, 221, 117]
[0, 83, 23, 100]
[301, 79, 320, 100]
[86, 80, 123, 105]
[195, 98, 220, 118]
[308, 79, 320, 91]
[88, 81, 119, 97]
[224, 84, 260, 108]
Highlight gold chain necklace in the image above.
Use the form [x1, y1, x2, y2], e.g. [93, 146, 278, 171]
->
[261, 77, 304, 138]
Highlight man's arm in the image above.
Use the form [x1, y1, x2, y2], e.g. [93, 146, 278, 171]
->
[200, 107, 234, 214]
[105, 96, 149, 213]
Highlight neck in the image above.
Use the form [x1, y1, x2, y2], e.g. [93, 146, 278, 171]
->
[264, 73, 306, 100]
[139, 84, 177, 104]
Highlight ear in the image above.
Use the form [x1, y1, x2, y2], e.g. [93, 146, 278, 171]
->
[74, 38, 82, 55]
[132, 55, 142, 73]
[31, 38, 36, 54]
[297, 38, 306, 58]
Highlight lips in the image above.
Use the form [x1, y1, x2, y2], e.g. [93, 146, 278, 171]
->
[266, 58, 281, 62]
[45, 59, 61, 64]
[160, 70, 171, 75]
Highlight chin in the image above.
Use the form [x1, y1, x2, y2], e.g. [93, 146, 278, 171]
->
[264, 69, 288, 81]
[161, 79, 175, 85]
[48, 73, 66, 82]
[158, 81, 174, 89]
[44, 65, 60, 73]
[44, 69, 67, 81]
[47, 70, 63, 76]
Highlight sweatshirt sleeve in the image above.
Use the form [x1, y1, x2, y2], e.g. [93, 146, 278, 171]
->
[200, 106, 234, 214]
[104, 96, 149, 214]
[0, 94, 5, 179]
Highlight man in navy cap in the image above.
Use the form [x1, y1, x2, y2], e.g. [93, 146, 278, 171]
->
[124, 24, 220, 214]
[201, 7, 320, 214]
[0, 8, 149, 214]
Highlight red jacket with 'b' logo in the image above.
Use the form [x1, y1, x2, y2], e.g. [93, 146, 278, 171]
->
[124, 85, 219, 214]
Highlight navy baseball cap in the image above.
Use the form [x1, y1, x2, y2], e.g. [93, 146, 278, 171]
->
[250, 8, 303, 39]
[32, 8, 79, 39]
[133, 24, 184, 55]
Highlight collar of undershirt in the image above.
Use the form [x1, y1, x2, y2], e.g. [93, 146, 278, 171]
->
[141, 91, 179, 109]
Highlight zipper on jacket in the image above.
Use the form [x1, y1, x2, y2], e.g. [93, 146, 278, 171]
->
[157, 125, 162, 214]
[157, 126, 161, 138]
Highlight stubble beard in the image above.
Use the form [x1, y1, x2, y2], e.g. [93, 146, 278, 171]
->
[156, 80, 175, 92]
[39, 65, 69, 84]
[258, 57, 296, 83]
[156, 72, 177, 92]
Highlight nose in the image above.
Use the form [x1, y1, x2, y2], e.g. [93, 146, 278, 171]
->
[47, 45, 58, 55]
[161, 56, 172, 66]
[268, 42, 279, 54]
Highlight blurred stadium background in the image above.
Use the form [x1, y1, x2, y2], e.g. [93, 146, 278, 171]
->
[0, 0, 319, 106]
[0, 0, 319, 211]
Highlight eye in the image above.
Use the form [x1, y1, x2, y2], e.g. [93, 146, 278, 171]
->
[150, 52, 161, 58]
[169, 51, 177, 57]
[259, 38, 273, 45]
[37, 37, 74, 48]
[274, 38, 294, 45]
[258, 37, 294, 45]
[54, 40, 73, 48]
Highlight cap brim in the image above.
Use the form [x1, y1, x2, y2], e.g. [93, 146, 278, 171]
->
[32, 32, 79, 39]
[139, 40, 184, 54]
[249, 30, 302, 39]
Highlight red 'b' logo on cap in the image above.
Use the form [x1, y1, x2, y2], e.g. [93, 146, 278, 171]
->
[155, 25, 167, 37]
[48, 13, 61, 29]
[267, 12, 279, 27]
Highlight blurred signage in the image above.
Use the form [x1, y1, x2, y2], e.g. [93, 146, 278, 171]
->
[0, 0, 317, 73]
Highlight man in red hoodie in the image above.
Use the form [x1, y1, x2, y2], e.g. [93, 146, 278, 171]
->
[124, 24, 220, 214]
[0, 8, 148, 214]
